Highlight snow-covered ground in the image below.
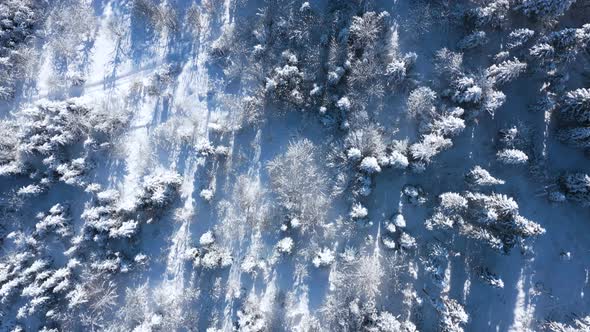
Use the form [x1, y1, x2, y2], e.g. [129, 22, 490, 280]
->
[1, 0, 590, 331]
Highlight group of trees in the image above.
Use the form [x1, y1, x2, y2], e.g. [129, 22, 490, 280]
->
[0, 98, 129, 183]
[1, 0, 590, 330]
[426, 191, 545, 253]
[0, 0, 39, 100]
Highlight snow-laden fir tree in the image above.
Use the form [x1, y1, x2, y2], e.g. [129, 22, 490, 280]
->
[497, 148, 529, 165]
[518, 0, 578, 18]
[465, 166, 505, 186]
[544, 315, 590, 331]
[507, 28, 535, 49]
[559, 173, 590, 205]
[458, 31, 487, 50]
[559, 88, 590, 122]
[35, 204, 71, 238]
[348, 11, 390, 50]
[467, 0, 510, 29]
[410, 134, 452, 163]
[432, 295, 469, 332]
[557, 127, 590, 148]
[485, 58, 527, 85]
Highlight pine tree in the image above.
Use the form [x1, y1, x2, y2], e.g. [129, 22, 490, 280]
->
[557, 127, 590, 148]
[485, 58, 527, 85]
[559, 173, 590, 205]
[458, 31, 487, 50]
[560, 88, 590, 122]
[507, 28, 535, 49]
[497, 149, 529, 165]
[465, 166, 505, 186]
[518, 0, 577, 18]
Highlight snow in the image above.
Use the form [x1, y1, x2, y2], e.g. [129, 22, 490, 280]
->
[1, 0, 590, 331]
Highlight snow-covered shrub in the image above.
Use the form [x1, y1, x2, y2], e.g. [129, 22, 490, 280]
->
[465, 166, 505, 186]
[435, 48, 464, 79]
[276, 237, 294, 254]
[135, 170, 182, 210]
[350, 202, 368, 220]
[200, 188, 214, 201]
[393, 213, 406, 228]
[403, 184, 427, 205]
[267, 139, 329, 231]
[451, 76, 483, 104]
[399, 232, 417, 250]
[312, 247, 335, 267]
[426, 191, 545, 252]
[199, 231, 215, 246]
[439, 192, 469, 212]
[336, 96, 352, 112]
[17, 184, 45, 197]
[388, 150, 410, 169]
[55, 157, 91, 187]
[477, 268, 504, 289]
[496, 148, 529, 165]
[201, 247, 233, 270]
[359, 156, 381, 174]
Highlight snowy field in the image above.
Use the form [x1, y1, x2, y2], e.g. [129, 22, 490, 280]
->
[0, 0, 590, 331]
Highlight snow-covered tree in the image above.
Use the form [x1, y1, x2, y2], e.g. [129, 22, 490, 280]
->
[518, 0, 578, 18]
[557, 127, 590, 148]
[559, 88, 590, 122]
[465, 166, 505, 186]
[458, 31, 487, 50]
[410, 134, 452, 163]
[426, 191, 545, 252]
[135, 170, 182, 210]
[530, 25, 590, 66]
[433, 295, 469, 332]
[407, 87, 437, 121]
[559, 173, 590, 205]
[35, 204, 71, 238]
[267, 139, 329, 231]
[265, 50, 305, 106]
[544, 315, 590, 331]
[276, 237, 294, 254]
[497, 148, 529, 165]
[348, 11, 390, 50]
[467, 0, 510, 29]
[485, 58, 527, 85]
[507, 29, 535, 49]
